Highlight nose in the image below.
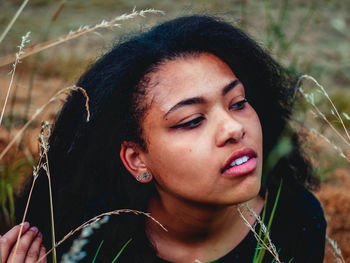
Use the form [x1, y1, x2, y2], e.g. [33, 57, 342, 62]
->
[215, 111, 245, 147]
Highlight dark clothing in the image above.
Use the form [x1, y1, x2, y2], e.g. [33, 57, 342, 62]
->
[70, 181, 326, 263]
[216, 183, 326, 263]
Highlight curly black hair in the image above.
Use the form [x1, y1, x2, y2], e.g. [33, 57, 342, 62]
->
[19, 15, 319, 261]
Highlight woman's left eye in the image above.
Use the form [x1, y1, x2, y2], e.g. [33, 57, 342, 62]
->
[229, 99, 248, 110]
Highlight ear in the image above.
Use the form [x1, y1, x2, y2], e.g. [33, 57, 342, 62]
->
[120, 141, 152, 183]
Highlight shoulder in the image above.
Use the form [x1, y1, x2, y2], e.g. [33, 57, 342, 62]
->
[266, 181, 327, 263]
[213, 182, 327, 263]
[274, 181, 326, 227]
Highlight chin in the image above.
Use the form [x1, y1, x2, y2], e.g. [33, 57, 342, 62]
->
[229, 181, 261, 205]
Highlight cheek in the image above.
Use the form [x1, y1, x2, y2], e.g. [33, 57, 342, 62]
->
[257, 118, 263, 143]
[254, 117, 263, 143]
[147, 139, 195, 170]
[249, 109, 263, 142]
[146, 135, 210, 180]
[251, 115, 263, 162]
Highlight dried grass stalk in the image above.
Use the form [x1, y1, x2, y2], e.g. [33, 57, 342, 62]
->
[36, 209, 167, 263]
[237, 204, 282, 263]
[0, 85, 90, 160]
[326, 235, 345, 263]
[297, 75, 350, 146]
[0, 8, 165, 67]
[0, 0, 29, 44]
[0, 32, 31, 126]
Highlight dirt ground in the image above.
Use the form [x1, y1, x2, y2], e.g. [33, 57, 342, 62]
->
[0, 0, 349, 261]
[316, 168, 350, 262]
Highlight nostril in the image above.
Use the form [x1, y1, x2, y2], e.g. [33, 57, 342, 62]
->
[225, 130, 244, 144]
[225, 137, 236, 144]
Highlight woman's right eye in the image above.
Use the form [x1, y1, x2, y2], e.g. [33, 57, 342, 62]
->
[171, 116, 204, 129]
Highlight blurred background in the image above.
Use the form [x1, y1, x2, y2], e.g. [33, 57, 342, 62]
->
[0, 0, 349, 262]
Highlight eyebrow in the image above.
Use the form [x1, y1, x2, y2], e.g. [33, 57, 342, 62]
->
[164, 97, 205, 118]
[164, 80, 240, 118]
[222, 79, 240, 96]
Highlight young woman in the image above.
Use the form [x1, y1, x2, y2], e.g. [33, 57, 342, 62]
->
[2, 15, 326, 262]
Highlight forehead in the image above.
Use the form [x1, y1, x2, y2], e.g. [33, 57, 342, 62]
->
[145, 53, 238, 112]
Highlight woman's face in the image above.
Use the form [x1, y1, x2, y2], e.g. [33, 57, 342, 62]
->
[139, 53, 263, 206]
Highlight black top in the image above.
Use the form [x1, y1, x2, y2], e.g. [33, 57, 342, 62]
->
[63, 182, 326, 263]
[217, 183, 326, 263]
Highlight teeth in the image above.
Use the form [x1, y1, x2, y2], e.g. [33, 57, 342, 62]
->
[230, 156, 250, 167]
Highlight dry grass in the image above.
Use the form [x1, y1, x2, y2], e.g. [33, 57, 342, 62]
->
[237, 203, 282, 263]
[0, 85, 88, 160]
[36, 209, 167, 263]
[0, 0, 29, 44]
[0, 31, 30, 126]
[0, 1, 349, 262]
[0, 8, 165, 68]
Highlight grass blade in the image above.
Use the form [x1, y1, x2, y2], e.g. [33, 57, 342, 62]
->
[92, 240, 104, 263]
[255, 180, 283, 263]
[253, 191, 268, 262]
[111, 238, 132, 263]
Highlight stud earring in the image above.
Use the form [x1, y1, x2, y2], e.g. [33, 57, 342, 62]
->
[136, 171, 152, 182]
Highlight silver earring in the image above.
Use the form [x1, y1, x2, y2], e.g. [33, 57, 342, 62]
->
[136, 171, 151, 182]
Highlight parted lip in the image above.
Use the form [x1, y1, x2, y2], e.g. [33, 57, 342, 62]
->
[221, 147, 257, 173]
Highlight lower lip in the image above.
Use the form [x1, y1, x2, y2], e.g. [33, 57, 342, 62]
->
[222, 157, 258, 177]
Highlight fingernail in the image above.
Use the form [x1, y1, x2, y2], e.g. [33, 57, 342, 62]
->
[19, 222, 29, 227]
[37, 232, 42, 237]
[29, 226, 38, 233]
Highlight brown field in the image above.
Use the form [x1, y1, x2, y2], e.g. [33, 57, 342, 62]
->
[0, 0, 349, 261]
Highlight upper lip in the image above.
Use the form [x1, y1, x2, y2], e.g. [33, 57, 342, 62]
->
[221, 147, 257, 173]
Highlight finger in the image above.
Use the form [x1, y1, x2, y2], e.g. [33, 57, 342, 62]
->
[0, 222, 30, 262]
[7, 226, 39, 263]
[37, 245, 47, 263]
[25, 232, 43, 263]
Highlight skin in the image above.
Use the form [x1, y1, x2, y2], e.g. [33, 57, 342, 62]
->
[0, 222, 47, 263]
[121, 53, 265, 262]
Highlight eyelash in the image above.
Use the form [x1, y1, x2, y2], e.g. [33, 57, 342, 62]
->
[171, 116, 205, 129]
[171, 99, 248, 130]
[229, 98, 248, 110]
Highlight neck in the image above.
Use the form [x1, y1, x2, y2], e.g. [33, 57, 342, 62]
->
[146, 192, 264, 262]
[148, 194, 240, 240]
